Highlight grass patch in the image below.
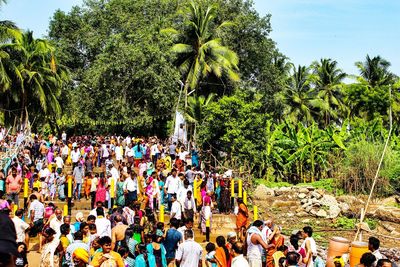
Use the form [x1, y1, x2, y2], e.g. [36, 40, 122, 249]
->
[332, 216, 356, 230]
[332, 216, 379, 230]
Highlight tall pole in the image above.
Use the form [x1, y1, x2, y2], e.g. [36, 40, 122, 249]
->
[389, 85, 392, 130]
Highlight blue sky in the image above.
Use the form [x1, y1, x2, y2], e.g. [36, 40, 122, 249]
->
[1, 0, 399, 77]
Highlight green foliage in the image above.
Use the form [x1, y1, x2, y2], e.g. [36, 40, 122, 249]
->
[337, 139, 397, 196]
[332, 217, 356, 230]
[365, 218, 379, 230]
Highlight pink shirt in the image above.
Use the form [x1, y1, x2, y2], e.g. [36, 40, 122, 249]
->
[6, 174, 22, 192]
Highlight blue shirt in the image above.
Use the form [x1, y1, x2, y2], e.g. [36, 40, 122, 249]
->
[133, 145, 144, 159]
[163, 229, 182, 259]
[135, 254, 156, 267]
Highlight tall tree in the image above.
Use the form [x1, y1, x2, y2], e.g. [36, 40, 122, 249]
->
[355, 55, 396, 87]
[279, 65, 317, 124]
[163, 0, 239, 100]
[311, 58, 346, 126]
[5, 31, 68, 126]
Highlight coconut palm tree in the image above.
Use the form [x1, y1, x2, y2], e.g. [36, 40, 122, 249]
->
[162, 0, 239, 104]
[185, 93, 215, 141]
[311, 58, 346, 126]
[279, 65, 318, 124]
[355, 55, 396, 87]
[8, 31, 68, 124]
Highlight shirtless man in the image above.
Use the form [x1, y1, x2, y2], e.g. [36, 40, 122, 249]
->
[111, 215, 128, 251]
[29, 187, 45, 204]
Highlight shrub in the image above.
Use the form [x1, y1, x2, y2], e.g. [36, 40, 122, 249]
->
[332, 216, 356, 230]
[335, 140, 395, 196]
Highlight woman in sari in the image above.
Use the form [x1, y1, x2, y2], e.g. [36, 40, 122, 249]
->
[215, 236, 230, 267]
[40, 228, 62, 267]
[95, 176, 107, 206]
[236, 198, 249, 241]
[116, 176, 125, 207]
[267, 226, 285, 267]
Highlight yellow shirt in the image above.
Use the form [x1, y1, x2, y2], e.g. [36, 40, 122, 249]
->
[91, 251, 125, 267]
[33, 181, 41, 189]
[60, 236, 69, 250]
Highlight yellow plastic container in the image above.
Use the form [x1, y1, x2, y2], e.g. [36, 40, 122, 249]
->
[350, 241, 369, 267]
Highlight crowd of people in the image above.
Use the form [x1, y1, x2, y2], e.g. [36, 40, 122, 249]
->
[0, 130, 397, 267]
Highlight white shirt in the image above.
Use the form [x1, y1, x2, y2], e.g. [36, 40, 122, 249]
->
[95, 216, 111, 237]
[175, 239, 203, 267]
[171, 201, 182, 220]
[71, 150, 80, 163]
[101, 144, 109, 158]
[39, 168, 50, 179]
[62, 133, 67, 141]
[90, 177, 98, 192]
[123, 176, 137, 192]
[12, 216, 30, 242]
[261, 226, 272, 242]
[179, 151, 189, 161]
[62, 145, 69, 156]
[50, 217, 63, 236]
[150, 144, 159, 156]
[183, 197, 196, 213]
[232, 254, 250, 267]
[165, 175, 180, 194]
[55, 156, 64, 169]
[177, 186, 192, 206]
[29, 200, 44, 222]
[110, 167, 119, 180]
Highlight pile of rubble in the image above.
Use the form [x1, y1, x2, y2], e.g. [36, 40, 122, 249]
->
[253, 184, 357, 219]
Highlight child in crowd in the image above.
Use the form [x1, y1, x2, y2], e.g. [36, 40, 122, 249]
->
[206, 242, 218, 267]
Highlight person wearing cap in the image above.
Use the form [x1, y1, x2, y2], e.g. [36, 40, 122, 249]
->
[226, 232, 237, 250]
[0, 213, 18, 266]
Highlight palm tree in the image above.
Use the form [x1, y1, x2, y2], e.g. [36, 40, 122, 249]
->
[355, 55, 396, 87]
[311, 58, 346, 126]
[21, 31, 67, 121]
[162, 0, 239, 105]
[6, 31, 68, 125]
[279, 65, 318, 124]
[185, 93, 215, 141]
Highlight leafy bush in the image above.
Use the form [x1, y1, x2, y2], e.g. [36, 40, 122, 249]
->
[333, 216, 378, 230]
[365, 218, 379, 230]
[332, 217, 356, 230]
[336, 140, 395, 196]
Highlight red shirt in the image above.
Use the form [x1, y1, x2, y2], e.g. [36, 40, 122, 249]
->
[6, 174, 22, 192]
